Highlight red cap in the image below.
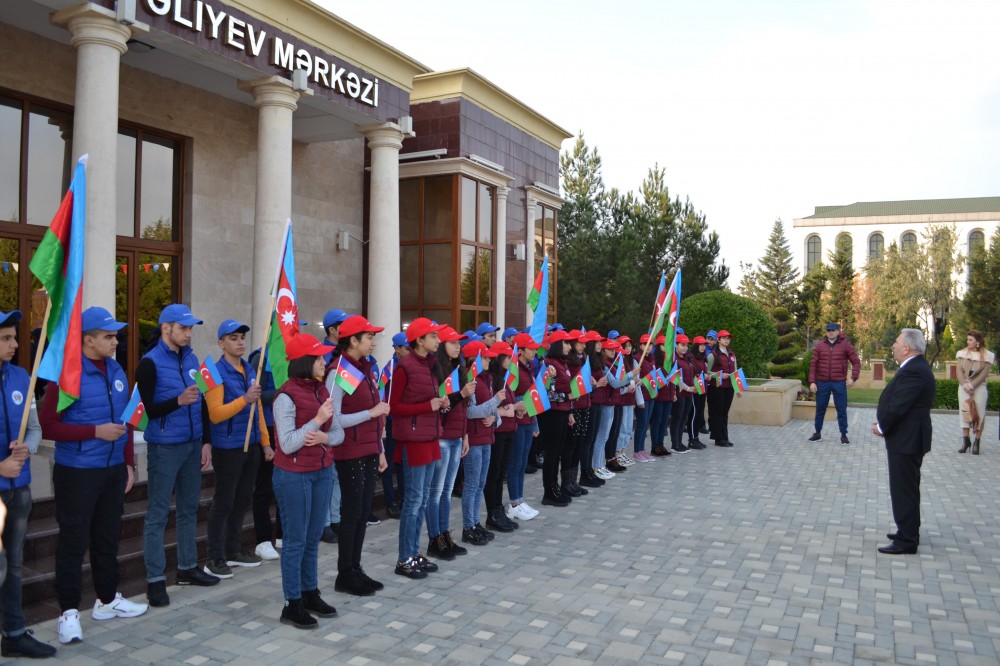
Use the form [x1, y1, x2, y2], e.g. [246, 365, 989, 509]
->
[546, 330, 573, 344]
[639, 334, 651, 344]
[567, 329, 584, 341]
[438, 326, 467, 343]
[406, 317, 446, 342]
[717, 330, 733, 338]
[512, 332, 541, 349]
[581, 330, 602, 343]
[675, 334, 690, 344]
[655, 334, 666, 344]
[463, 340, 494, 359]
[603, 338, 621, 350]
[618, 335, 633, 345]
[692, 335, 707, 344]
[285, 333, 335, 361]
[338, 315, 385, 339]
[490, 341, 514, 357]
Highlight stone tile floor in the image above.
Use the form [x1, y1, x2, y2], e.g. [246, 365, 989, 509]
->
[27, 407, 1000, 665]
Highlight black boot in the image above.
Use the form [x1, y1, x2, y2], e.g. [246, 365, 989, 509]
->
[973, 438, 981, 455]
[960, 436, 972, 453]
[486, 508, 515, 533]
[560, 473, 581, 497]
[579, 469, 602, 488]
[427, 533, 456, 560]
[334, 569, 375, 596]
[280, 598, 318, 629]
[302, 589, 338, 617]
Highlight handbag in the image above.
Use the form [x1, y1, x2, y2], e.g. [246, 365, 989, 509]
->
[967, 398, 980, 426]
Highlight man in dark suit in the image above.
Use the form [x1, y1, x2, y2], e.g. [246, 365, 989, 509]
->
[872, 329, 936, 554]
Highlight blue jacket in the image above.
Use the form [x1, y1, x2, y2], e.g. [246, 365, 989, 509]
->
[209, 356, 261, 449]
[143, 339, 202, 445]
[0, 362, 32, 489]
[55, 356, 129, 468]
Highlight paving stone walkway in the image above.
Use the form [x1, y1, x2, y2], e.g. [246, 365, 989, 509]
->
[26, 407, 1000, 665]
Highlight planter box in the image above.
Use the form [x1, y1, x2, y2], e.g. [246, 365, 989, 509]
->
[791, 400, 837, 421]
[728, 379, 801, 426]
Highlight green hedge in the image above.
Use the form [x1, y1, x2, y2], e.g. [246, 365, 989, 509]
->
[934, 379, 1000, 411]
[679, 291, 778, 378]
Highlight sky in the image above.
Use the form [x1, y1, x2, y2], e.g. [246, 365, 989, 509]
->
[316, 0, 1000, 286]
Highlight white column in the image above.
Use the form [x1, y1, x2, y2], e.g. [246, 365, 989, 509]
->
[359, 122, 404, 369]
[238, 77, 300, 345]
[525, 194, 538, 326]
[54, 5, 135, 311]
[495, 185, 509, 327]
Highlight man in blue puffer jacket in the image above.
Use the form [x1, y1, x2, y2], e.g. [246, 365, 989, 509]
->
[136, 304, 218, 607]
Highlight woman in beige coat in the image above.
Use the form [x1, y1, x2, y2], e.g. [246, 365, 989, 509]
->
[957, 330, 994, 454]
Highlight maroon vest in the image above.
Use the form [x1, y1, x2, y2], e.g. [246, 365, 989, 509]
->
[714, 347, 736, 389]
[514, 360, 536, 426]
[604, 358, 623, 407]
[440, 361, 469, 439]
[467, 373, 496, 446]
[496, 384, 517, 433]
[590, 356, 610, 405]
[333, 355, 382, 461]
[274, 378, 333, 473]
[394, 352, 442, 442]
[638, 355, 656, 401]
[568, 355, 591, 410]
[547, 358, 572, 413]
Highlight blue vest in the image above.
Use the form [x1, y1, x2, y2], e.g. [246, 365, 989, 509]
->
[209, 356, 261, 449]
[0, 362, 32, 490]
[55, 356, 129, 468]
[143, 339, 202, 445]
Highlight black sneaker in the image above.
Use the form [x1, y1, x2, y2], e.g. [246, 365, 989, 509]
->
[689, 440, 707, 450]
[699, 427, 710, 434]
[146, 581, 170, 607]
[473, 523, 495, 541]
[427, 534, 456, 560]
[841, 434, 850, 445]
[808, 432, 821, 442]
[523, 464, 538, 474]
[366, 513, 381, 526]
[462, 527, 488, 546]
[177, 567, 220, 587]
[541, 493, 569, 507]
[394, 557, 428, 579]
[442, 530, 467, 556]
[385, 503, 402, 519]
[671, 443, 689, 453]
[226, 551, 262, 568]
[1, 629, 57, 658]
[486, 509, 515, 533]
[413, 554, 438, 572]
[204, 559, 234, 579]
[334, 570, 375, 597]
[355, 567, 384, 591]
[321, 523, 339, 543]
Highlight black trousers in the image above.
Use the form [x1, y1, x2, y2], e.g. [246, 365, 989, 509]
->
[583, 405, 604, 477]
[207, 445, 261, 560]
[253, 426, 281, 543]
[564, 408, 589, 479]
[887, 451, 923, 546]
[538, 410, 570, 495]
[604, 405, 623, 460]
[484, 431, 513, 513]
[691, 393, 707, 436]
[54, 463, 126, 610]
[671, 395, 693, 445]
[334, 454, 379, 573]
[707, 386, 734, 443]
[381, 419, 404, 507]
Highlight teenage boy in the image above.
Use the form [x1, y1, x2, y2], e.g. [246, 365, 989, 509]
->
[138, 304, 219, 607]
[0, 309, 56, 658]
[476, 322, 500, 347]
[42, 307, 148, 644]
[203, 320, 271, 579]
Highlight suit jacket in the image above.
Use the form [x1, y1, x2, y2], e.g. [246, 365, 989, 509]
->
[876, 355, 935, 455]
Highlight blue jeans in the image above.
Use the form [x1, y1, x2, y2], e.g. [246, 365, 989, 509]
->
[398, 447, 435, 562]
[144, 441, 202, 582]
[326, 468, 341, 524]
[650, 401, 672, 449]
[633, 403, 651, 453]
[815, 381, 848, 435]
[615, 405, 635, 453]
[272, 465, 333, 600]
[591, 405, 615, 470]
[426, 438, 462, 538]
[462, 445, 491, 529]
[507, 424, 534, 503]
[0, 486, 30, 637]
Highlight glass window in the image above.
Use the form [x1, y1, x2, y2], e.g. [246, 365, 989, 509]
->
[478, 183, 493, 244]
[26, 106, 72, 227]
[901, 232, 917, 252]
[0, 97, 21, 222]
[459, 309, 475, 334]
[478, 248, 492, 307]
[423, 176, 452, 239]
[116, 130, 137, 237]
[806, 235, 821, 272]
[400, 245, 419, 306]
[140, 135, 177, 240]
[422, 243, 452, 305]
[868, 233, 884, 260]
[460, 176, 476, 241]
[0, 238, 18, 314]
[969, 230, 985, 254]
[460, 243, 476, 306]
[836, 233, 852, 270]
[423, 309, 452, 327]
[399, 179, 419, 242]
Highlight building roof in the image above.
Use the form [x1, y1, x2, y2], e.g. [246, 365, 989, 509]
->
[804, 197, 1000, 219]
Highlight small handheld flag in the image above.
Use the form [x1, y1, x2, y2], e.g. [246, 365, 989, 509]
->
[120, 384, 148, 430]
[713, 370, 723, 386]
[439, 366, 461, 398]
[378, 359, 394, 401]
[523, 368, 551, 417]
[664, 362, 680, 387]
[569, 357, 593, 399]
[694, 372, 706, 395]
[467, 352, 484, 382]
[641, 372, 659, 398]
[733, 368, 749, 394]
[195, 356, 223, 393]
[653, 368, 668, 389]
[611, 352, 625, 382]
[334, 356, 366, 395]
[503, 344, 519, 391]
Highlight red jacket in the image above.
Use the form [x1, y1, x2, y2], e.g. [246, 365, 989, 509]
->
[809, 335, 861, 383]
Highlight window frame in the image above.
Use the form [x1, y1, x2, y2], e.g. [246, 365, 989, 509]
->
[806, 234, 822, 272]
[868, 231, 884, 261]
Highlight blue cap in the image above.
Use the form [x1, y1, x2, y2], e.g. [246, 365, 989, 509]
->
[548, 323, 565, 332]
[461, 331, 482, 347]
[826, 322, 841, 331]
[218, 319, 250, 338]
[476, 322, 500, 336]
[0, 309, 22, 328]
[392, 331, 408, 347]
[82, 306, 127, 332]
[159, 304, 203, 326]
[706, 330, 718, 339]
[323, 309, 349, 330]
[502, 327, 519, 341]
[607, 330, 620, 339]
[676, 327, 684, 335]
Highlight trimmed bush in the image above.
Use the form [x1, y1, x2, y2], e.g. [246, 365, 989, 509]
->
[680, 290, 778, 378]
[769, 306, 801, 378]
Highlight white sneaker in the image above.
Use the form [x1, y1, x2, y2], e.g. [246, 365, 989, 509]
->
[596, 467, 615, 480]
[618, 453, 635, 466]
[506, 503, 529, 520]
[275, 538, 282, 549]
[520, 502, 540, 518]
[92, 592, 149, 620]
[255, 541, 280, 561]
[58, 609, 82, 644]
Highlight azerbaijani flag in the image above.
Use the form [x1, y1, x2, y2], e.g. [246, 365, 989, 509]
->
[378, 359, 394, 401]
[120, 384, 148, 430]
[526, 256, 549, 343]
[653, 368, 668, 389]
[733, 368, 749, 394]
[661, 269, 682, 366]
[334, 356, 366, 395]
[467, 352, 484, 382]
[694, 372, 706, 395]
[439, 366, 461, 398]
[610, 352, 625, 382]
[647, 270, 667, 341]
[569, 357, 593, 399]
[30, 156, 87, 412]
[541, 362, 553, 389]
[503, 344, 519, 391]
[712, 370, 723, 386]
[266, 221, 299, 388]
[641, 373, 658, 398]
[664, 362, 680, 386]
[523, 367, 551, 417]
[195, 355, 223, 393]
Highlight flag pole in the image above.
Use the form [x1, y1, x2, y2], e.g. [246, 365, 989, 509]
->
[244, 219, 292, 452]
[18, 298, 52, 443]
[636, 266, 680, 370]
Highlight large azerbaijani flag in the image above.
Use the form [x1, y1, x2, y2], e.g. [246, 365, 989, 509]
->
[647, 270, 667, 342]
[569, 357, 593, 399]
[526, 256, 549, 343]
[662, 269, 682, 367]
[30, 156, 87, 412]
[266, 221, 299, 388]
